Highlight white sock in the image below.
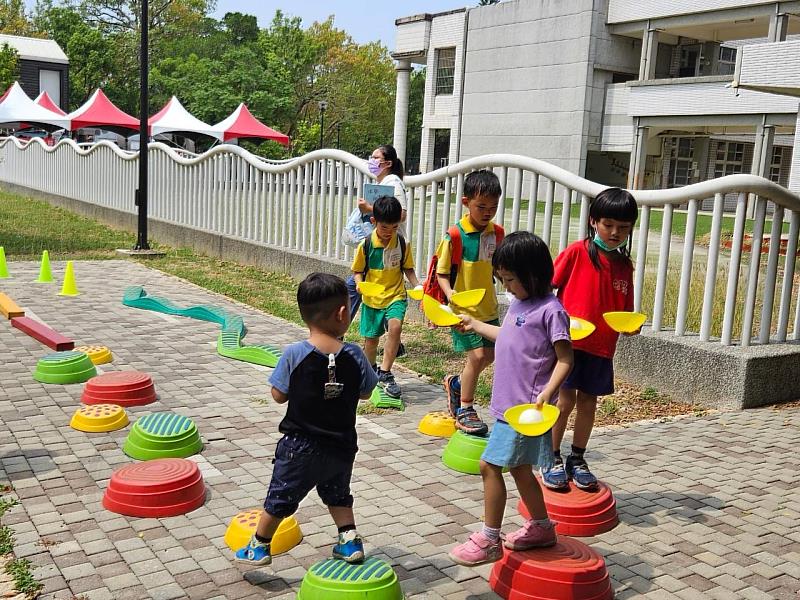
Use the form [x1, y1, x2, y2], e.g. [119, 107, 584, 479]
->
[482, 525, 501, 543]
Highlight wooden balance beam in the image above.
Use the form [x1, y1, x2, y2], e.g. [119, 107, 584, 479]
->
[0, 293, 24, 319]
[11, 316, 74, 351]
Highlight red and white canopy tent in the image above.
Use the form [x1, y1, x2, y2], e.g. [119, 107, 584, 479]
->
[34, 91, 66, 116]
[0, 82, 69, 130]
[66, 89, 139, 133]
[149, 96, 220, 140]
[213, 103, 289, 146]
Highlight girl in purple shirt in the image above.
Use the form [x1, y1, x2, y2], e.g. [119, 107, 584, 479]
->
[448, 231, 574, 567]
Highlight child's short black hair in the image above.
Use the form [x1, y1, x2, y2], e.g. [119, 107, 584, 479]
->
[297, 272, 348, 324]
[587, 187, 639, 269]
[372, 195, 402, 224]
[464, 169, 501, 200]
[590, 187, 638, 224]
[492, 231, 553, 299]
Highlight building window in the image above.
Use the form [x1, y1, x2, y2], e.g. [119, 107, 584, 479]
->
[435, 47, 456, 95]
[769, 146, 784, 183]
[672, 138, 695, 187]
[718, 46, 737, 76]
[714, 142, 744, 178]
[678, 44, 701, 77]
[432, 129, 451, 170]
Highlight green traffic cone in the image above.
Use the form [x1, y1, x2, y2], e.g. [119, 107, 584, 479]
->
[0, 247, 8, 279]
[36, 250, 53, 283]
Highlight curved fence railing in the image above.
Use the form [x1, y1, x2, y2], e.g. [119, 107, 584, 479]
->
[0, 137, 798, 348]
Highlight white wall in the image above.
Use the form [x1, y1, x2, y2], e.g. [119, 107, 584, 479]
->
[394, 19, 430, 55]
[458, 0, 599, 175]
[628, 80, 800, 117]
[739, 40, 800, 93]
[420, 10, 466, 173]
[608, 0, 776, 24]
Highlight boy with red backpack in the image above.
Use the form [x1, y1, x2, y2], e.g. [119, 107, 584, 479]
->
[425, 170, 504, 436]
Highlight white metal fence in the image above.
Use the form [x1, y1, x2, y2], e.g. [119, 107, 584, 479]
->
[1, 137, 799, 348]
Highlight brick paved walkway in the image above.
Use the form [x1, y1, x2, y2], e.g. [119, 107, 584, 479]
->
[1, 260, 798, 600]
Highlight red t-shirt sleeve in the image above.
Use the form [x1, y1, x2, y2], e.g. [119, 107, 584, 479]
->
[552, 243, 576, 290]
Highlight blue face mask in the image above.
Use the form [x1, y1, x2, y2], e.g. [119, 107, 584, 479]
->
[593, 232, 622, 251]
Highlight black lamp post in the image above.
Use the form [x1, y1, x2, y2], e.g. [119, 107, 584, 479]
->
[336, 123, 341, 149]
[318, 100, 327, 149]
[134, 0, 150, 250]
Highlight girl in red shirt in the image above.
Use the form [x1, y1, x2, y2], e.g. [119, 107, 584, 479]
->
[542, 188, 639, 491]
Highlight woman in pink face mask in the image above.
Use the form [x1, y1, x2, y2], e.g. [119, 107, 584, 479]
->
[358, 145, 407, 232]
[346, 145, 409, 330]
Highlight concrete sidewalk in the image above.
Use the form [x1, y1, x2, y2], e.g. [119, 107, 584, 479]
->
[0, 260, 798, 600]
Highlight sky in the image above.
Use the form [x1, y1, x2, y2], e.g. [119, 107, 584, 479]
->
[213, 1, 464, 47]
[23, 0, 466, 48]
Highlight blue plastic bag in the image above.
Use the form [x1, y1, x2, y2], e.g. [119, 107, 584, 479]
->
[342, 207, 373, 247]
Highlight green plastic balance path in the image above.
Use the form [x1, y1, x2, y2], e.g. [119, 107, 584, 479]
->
[297, 556, 403, 600]
[123, 412, 203, 460]
[370, 387, 404, 411]
[123, 286, 280, 367]
[33, 351, 97, 384]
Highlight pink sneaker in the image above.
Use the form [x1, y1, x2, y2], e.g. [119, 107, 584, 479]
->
[504, 520, 557, 551]
[448, 531, 503, 566]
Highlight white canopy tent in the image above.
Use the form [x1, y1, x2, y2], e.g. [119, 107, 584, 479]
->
[0, 81, 69, 129]
[149, 96, 221, 140]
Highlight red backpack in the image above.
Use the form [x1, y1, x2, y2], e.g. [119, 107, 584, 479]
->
[422, 223, 505, 304]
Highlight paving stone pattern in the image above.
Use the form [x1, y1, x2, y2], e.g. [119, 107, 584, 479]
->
[0, 260, 798, 599]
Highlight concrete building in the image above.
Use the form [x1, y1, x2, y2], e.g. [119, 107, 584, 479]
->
[392, 0, 800, 205]
[0, 34, 69, 110]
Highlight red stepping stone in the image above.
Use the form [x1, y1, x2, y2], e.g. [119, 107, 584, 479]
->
[81, 371, 157, 407]
[490, 536, 613, 600]
[518, 479, 618, 537]
[103, 458, 206, 518]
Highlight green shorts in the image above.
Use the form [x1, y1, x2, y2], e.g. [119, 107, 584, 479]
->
[360, 300, 408, 339]
[452, 318, 500, 352]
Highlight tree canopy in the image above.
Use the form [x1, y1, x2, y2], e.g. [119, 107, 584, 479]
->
[13, 1, 415, 159]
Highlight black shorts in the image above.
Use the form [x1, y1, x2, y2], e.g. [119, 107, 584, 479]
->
[264, 433, 355, 518]
[563, 349, 615, 397]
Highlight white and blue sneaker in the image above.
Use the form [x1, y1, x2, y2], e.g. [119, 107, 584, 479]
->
[541, 456, 569, 490]
[332, 529, 365, 563]
[235, 535, 272, 565]
[566, 454, 599, 491]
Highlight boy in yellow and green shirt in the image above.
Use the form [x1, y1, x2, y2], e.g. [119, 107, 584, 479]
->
[436, 170, 503, 436]
[351, 196, 420, 399]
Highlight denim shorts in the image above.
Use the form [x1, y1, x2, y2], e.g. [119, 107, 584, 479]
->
[563, 349, 615, 396]
[264, 433, 355, 518]
[481, 420, 554, 470]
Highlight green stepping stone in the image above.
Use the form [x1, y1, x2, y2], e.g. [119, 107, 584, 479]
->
[123, 412, 203, 460]
[297, 556, 403, 600]
[369, 387, 404, 411]
[33, 351, 96, 384]
[442, 430, 506, 475]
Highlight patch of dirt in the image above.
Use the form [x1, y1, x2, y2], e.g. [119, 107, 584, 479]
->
[770, 399, 800, 410]
[591, 379, 710, 428]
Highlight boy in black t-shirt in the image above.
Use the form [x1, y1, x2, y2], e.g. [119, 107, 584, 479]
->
[235, 273, 378, 566]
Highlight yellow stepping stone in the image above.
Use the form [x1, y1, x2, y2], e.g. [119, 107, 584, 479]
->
[70, 404, 128, 433]
[75, 345, 113, 365]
